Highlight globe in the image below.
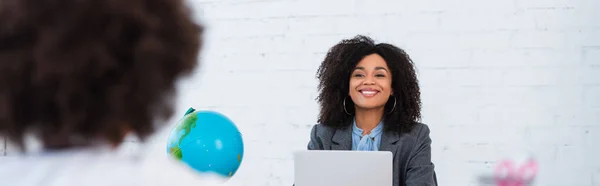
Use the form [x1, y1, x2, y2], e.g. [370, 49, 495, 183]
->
[167, 107, 244, 178]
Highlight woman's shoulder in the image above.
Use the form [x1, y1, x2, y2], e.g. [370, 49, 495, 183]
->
[311, 123, 338, 131]
[309, 123, 342, 138]
[312, 123, 346, 132]
[412, 122, 432, 135]
[402, 122, 433, 143]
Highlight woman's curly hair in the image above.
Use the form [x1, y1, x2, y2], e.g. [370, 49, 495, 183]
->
[316, 35, 421, 133]
[0, 0, 203, 150]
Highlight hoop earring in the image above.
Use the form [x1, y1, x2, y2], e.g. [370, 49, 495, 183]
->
[343, 96, 352, 115]
[387, 96, 397, 115]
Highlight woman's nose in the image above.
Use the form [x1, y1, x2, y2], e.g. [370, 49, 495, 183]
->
[362, 77, 376, 85]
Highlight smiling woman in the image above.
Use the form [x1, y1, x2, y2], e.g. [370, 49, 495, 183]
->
[348, 54, 394, 115]
[307, 35, 438, 186]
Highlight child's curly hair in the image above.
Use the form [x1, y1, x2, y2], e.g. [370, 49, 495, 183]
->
[0, 0, 203, 150]
[316, 35, 422, 133]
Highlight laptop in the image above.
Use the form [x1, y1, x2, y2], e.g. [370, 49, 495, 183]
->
[293, 150, 393, 186]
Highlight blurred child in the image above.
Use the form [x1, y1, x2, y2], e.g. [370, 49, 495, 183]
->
[0, 0, 213, 185]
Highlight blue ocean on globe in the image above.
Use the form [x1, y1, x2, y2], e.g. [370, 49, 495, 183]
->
[167, 108, 244, 178]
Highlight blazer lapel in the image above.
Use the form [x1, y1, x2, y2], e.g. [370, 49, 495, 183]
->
[331, 126, 352, 150]
[379, 130, 400, 152]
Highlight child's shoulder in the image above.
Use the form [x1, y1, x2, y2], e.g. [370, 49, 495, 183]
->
[0, 146, 225, 186]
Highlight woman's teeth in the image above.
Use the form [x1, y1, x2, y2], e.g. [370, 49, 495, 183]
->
[360, 90, 378, 96]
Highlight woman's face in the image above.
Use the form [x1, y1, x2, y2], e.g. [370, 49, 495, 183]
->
[349, 53, 393, 110]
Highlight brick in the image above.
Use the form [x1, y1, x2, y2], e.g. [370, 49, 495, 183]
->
[390, 13, 441, 32]
[204, 0, 357, 19]
[307, 53, 327, 75]
[532, 9, 600, 31]
[522, 145, 558, 167]
[264, 159, 294, 185]
[583, 47, 600, 66]
[584, 126, 600, 152]
[456, 31, 514, 49]
[439, 11, 535, 32]
[584, 86, 600, 108]
[434, 126, 528, 145]
[331, 15, 400, 35]
[287, 0, 358, 17]
[402, 31, 463, 50]
[397, 0, 444, 14]
[536, 168, 594, 186]
[471, 49, 525, 67]
[450, 0, 517, 12]
[473, 86, 583, 107]
[554, 106, 586, 126]
[567, 30, 600, 48]
[430, 161, 474, 184]
[420, 105, 451, 128]
[286, 16, 338, 36]
[279, 106, 320, 129]
[515, 0, 578, 9]
[478, 104, 557, 126]
[472, 48, 581, 68]
[201, 1, 285, 19]
[436, 0, 533, 31]
[440, 105, 481, 126]
[500, 67, 582, 86]
[421, 86, 493, 109]
[408, 49, 472, 68]
[417, 70, 449, 88]
[202, 37, 257, 56]
[595, 170, 600, 186]
[297, 34, 354, 54]
[255, 139, 295, 160]
[174, 75, 224, 108]
[217, 70, 314, 91]
[583, 107, 600, 127]
[352, 0, 410, 15]
[557, 144, 600, 169]
[556, 106, 600, 128]
[444, 68, 505, 86]
[524, 86, 584, 107]
[219, 53, 315, 71]
[216, 81, 306, 106]
[527, 126, 589, 146]
[402, 31, 515, 51]
[580, 67, 600, 85]
[511, 30, 568, 48]
[202, 107, 264, 140]
[209, 18, 290, 38]
[421, 103, 480, 126]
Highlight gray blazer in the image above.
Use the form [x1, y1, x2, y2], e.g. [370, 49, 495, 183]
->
[306, 122, 438, 186]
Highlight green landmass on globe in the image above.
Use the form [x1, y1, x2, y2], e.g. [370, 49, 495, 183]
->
[169, 108, 198, 160]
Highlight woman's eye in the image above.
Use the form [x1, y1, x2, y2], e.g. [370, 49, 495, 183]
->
[375, 74, 385, 77]
[353, 74, 363, 77]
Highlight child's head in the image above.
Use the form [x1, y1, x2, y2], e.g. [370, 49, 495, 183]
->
[0, 0, 203, 150]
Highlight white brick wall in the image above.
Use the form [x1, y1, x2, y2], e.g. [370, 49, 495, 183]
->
[2, 0, 599, 185]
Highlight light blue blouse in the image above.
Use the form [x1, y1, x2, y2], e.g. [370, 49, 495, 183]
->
[351, 118, 384, 151]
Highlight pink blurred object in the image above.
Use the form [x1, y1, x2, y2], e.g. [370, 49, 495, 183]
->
[493, 158, 539, 186]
